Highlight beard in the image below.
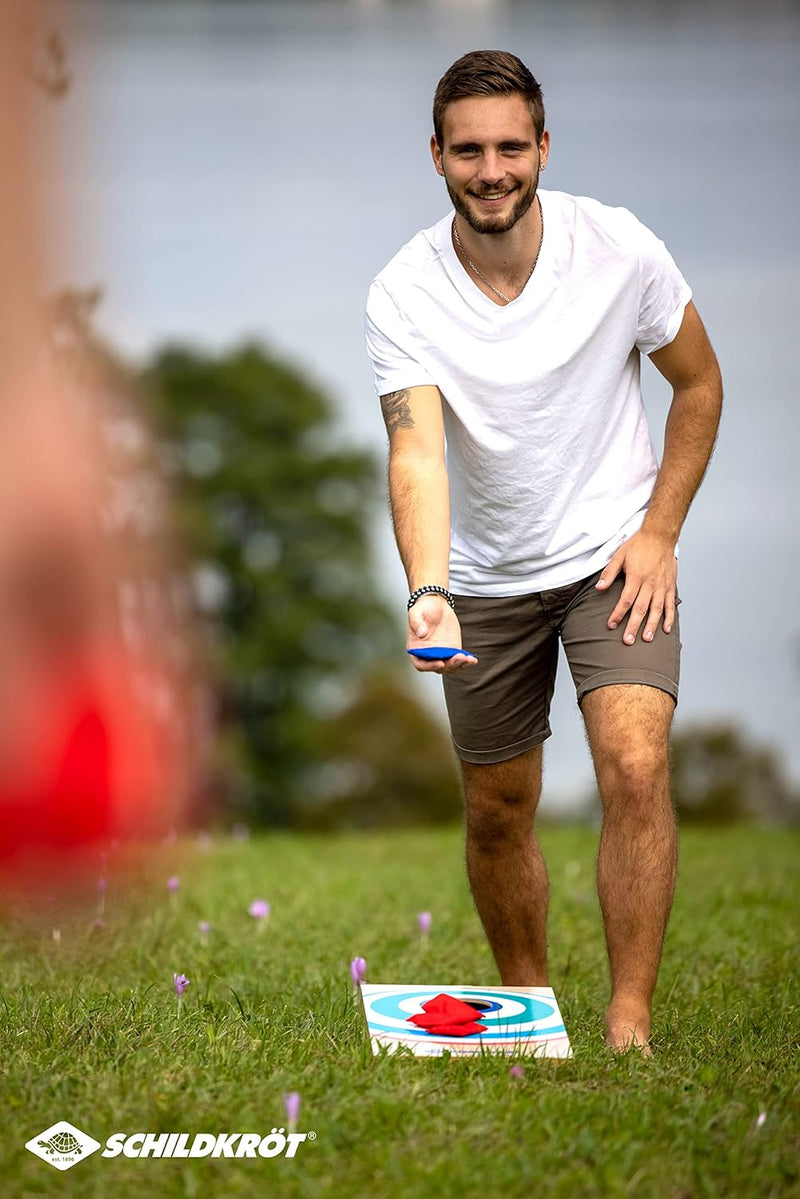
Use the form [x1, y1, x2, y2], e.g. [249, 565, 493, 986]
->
[445, 167, 539, 235]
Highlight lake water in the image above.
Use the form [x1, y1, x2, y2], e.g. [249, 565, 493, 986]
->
[45, 0, 800, 805]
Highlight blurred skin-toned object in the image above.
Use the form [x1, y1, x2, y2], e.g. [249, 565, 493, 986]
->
[0, 1, 200, 900]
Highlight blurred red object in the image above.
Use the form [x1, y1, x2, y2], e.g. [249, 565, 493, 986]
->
[0, 647, 186, 862]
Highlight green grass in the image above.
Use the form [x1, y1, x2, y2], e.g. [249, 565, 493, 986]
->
[0, 825, 797, 1198]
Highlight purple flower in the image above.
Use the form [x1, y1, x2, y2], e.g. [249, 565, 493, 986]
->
[167, 875, 180, 893]
[350, 956, 367, 986]
[418, 911, 432, 936]
[248, 899, 270, 920]
[97, 877, 108, 894]
[198, 921, 212, 936]
[284, 1091, 301, 1131]
[509, 1064, 525, 1080]
[173, 973, 190, 997]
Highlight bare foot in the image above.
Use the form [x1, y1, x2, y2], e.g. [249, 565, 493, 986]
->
[605, 1006, 652, 1056]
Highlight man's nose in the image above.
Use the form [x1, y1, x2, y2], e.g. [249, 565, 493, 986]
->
[477, 151, 505, 184]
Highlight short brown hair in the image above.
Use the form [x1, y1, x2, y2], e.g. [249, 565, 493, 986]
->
[432, 50, 545, 147]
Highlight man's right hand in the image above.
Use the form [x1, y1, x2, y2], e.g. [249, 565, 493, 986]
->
[406, 595, 478, 674]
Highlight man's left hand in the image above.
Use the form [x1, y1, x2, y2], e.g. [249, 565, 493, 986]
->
[595, 530, 677, 644]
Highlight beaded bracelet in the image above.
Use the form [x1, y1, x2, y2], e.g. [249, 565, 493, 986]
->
[407, 584, 455, 611]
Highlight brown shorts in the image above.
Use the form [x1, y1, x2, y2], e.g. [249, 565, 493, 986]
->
[442, 569, 681, 765]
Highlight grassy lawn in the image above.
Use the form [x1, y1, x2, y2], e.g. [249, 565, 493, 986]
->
[0, 824, 796, 1198]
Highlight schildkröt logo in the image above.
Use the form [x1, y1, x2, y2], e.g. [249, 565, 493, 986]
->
[26, 1123, 316, 1169]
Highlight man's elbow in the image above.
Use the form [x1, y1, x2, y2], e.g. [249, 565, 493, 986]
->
[388, 443, 447, 474]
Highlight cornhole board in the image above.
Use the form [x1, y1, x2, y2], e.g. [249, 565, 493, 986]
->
[359, 984, 572, 1058]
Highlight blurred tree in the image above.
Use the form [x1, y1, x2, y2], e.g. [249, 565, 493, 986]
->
[299, 671, 461, 830]
[140, 342, 402, 825]
[670, 722, 799, 825]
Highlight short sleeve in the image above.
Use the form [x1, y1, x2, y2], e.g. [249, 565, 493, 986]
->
[365, 280, 436, 396]
[634, 222, 692, 355]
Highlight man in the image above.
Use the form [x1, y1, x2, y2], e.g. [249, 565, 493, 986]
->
[364, 50, 722, 1052]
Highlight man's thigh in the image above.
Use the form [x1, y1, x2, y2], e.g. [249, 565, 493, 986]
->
[581, 683, 675, 768]
[560, 570, 682, 709]
[443, 593, 560, 765]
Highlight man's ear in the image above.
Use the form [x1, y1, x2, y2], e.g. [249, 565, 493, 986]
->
[430, 134, 445, 177]
[539, 129, 550, 170]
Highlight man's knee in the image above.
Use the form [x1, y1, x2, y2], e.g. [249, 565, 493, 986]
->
[461, 749, 542, 848]
[602, 743, 668, 792]
[592, 740, 674, 827]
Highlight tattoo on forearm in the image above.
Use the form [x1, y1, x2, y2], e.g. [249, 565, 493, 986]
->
[380, 389, 415, 437]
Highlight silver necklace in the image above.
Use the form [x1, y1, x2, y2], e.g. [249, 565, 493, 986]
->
[452, 196, 544, 304]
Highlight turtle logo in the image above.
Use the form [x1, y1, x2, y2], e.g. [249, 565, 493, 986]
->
[38, 1131, 83, 1158]
[25, 1121, 102, 1171]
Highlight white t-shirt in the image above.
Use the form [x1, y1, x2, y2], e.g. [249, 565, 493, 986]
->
[365, 189, 692, 596]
